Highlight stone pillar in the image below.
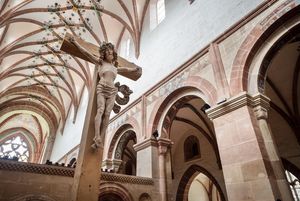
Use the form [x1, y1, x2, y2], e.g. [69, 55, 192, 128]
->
[157, 138, 172, 201]
[252, 94, 293, 200]
[71, 71, 103, 201]
[207, 92, 293, 201]
[41, 135, 56, 163]
[133, 137, 158, 178]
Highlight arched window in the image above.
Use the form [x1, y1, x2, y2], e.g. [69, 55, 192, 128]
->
[120, 38, 131, 58]
[150, 0, 166, 30]
[0, 136, 30, 162]
[125, 38, 131, 57]
[156, 0, 166, 24]
[184, 135, 200, 161]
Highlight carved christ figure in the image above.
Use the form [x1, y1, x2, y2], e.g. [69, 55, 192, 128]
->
[61, 33, 142, 149]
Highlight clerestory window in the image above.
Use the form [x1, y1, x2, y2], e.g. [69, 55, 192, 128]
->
[150, 0, 166, 30]
[156, 0, 166, 25]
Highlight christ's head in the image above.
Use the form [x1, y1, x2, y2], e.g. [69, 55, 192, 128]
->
[99, 42, 118, 67]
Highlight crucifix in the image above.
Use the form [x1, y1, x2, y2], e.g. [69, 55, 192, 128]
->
[60, 33, 142, 201]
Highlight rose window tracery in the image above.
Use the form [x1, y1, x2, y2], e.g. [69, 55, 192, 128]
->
[0, 136, 30, 162]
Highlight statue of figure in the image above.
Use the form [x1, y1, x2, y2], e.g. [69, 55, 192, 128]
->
[69, 37, 141, 149]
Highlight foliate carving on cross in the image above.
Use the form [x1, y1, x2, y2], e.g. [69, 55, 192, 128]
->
[112, 82, 133, 114]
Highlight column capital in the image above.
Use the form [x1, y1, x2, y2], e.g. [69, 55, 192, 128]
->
[133, 137, 158, 152]
[102, 159, 112, 169]
[207, 92, 270, 120]
[157, 138, 173, 155]
[252, 94, 270, 120]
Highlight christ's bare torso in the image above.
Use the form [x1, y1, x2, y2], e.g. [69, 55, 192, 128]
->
[98, 61, 117, 87]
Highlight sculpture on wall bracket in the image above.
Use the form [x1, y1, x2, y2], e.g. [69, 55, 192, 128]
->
[61, 33, 142, 149]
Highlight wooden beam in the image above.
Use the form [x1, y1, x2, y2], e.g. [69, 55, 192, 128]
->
[60, 33, 142, 81]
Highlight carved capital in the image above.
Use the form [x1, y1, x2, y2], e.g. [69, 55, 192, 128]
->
[157, 138, 173, 155]
[158, 146, 168, 155]
[253, 106, 269, 120]
[252, 93, 270, 120]
[101, 159, 112, 170]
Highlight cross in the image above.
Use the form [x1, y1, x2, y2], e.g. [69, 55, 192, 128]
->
[60, 33, 141, 201]
[61, 32, 142, 81]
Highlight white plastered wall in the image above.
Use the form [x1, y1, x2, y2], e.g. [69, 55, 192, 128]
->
[50, 87, 89, 162]
[116, 0, 263, 102]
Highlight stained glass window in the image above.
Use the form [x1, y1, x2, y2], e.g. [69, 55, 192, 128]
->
[0, 136, 30, 162]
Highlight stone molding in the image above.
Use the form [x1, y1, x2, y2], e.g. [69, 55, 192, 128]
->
[0, 159, 74, 177]
[102, 159, 123, 173]
[102, 159, 113, 168]
[101, 172, 154, 185]
[0, 160, 155, 185]
[207, 92, 270, 120]
[133, 137, 158, 152]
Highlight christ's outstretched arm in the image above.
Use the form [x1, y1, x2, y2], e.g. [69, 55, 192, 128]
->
[69, 36, 99, 64]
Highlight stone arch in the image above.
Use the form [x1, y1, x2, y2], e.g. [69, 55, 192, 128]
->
[151, 87, 222, 167]
[107, 124, 134, 159]
[150, 86, 213, 138]
[176, 165, 225, 201]
[125, 117, 142, 141]
[0, 127, 39, 150]
[99, 182, 133, 201]
[230, 2, 300, 95]
[248, 17, 300, 95]
[0, 107, 56, 137]
[139, 193, 152, 201]
[114, 130, 136, 160]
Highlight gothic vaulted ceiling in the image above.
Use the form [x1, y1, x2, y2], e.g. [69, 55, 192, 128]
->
[0, 0, 150, 146]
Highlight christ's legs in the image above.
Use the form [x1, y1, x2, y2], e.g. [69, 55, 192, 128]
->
[100, 94, 116, 138]
[92, 93, 105, 149]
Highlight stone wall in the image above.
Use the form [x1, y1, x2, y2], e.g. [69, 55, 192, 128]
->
[0, 160, 74, 201]
[0, 159, 158, 201]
